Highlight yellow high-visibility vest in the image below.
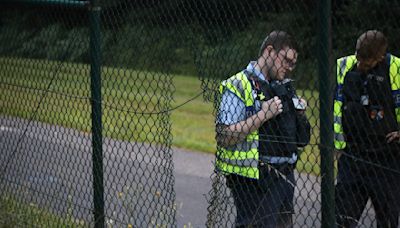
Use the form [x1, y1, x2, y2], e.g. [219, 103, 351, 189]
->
[216, 71, 260, 179]
[334, 54, 400, 150]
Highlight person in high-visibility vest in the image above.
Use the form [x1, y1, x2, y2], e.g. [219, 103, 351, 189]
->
[216, 30, 310, 227]
[334, 30, 400, 227]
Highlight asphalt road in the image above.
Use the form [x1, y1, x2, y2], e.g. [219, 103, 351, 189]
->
[0, 116, 375, 227]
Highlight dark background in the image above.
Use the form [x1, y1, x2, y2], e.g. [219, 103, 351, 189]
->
[1, 0, 399, 88]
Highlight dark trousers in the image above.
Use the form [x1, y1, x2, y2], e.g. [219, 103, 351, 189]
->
[226, 164, 295, 228]
[335, 148, 400, 228]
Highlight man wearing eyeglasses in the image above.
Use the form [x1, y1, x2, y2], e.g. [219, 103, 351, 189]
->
[334, 30, 400, 227]
[215, 30, 310, 227]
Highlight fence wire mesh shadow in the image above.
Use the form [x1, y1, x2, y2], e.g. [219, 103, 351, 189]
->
[1, 0, 400, 227]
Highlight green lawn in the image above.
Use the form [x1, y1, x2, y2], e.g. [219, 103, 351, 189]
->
[0, 57, 321, 174]
[0, 196, 86, 227]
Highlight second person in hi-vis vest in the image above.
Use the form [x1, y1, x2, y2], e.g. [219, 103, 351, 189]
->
[334, 30, 400, 228]
[216, 30, 310, 227]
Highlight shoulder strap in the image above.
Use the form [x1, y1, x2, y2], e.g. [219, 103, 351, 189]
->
[387, 53, 391, 66]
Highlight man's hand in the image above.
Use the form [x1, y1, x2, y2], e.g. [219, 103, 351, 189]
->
[261, 96, 283, 119]
[296, 97, 308, 115]
[217, 96, 283, 147]
[386, 131, 400, 143]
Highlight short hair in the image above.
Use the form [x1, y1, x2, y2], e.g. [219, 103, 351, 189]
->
[356, 30, 388, 60]
[258, 30, 297, 57]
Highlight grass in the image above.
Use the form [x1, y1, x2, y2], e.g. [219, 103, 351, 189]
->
[296, 89, 321, 174]
[0, 57, 215, 151]
[0, 196, 86, 227]
[0, 57, 321, 174]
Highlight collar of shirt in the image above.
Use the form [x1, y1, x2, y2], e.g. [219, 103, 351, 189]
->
[246, 61, 267, 82]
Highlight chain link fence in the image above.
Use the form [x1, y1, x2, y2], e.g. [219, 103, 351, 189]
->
[1, 0, 400, 227]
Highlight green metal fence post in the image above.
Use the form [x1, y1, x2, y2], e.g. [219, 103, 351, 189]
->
[318, 0, 335, 227]
[89, 1, 104, 227]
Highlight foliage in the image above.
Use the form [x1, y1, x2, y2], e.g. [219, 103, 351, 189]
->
[332, 0, 400, 58]
[1, 1, 398, 89]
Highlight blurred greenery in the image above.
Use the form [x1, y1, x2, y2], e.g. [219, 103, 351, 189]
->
[1, 0, 399, 89]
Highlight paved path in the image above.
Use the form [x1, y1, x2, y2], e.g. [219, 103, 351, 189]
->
[0, 116, 375, 227]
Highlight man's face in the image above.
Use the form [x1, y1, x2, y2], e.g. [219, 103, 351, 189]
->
[267, 47, 297, 80]
[357, 47, 386, 73]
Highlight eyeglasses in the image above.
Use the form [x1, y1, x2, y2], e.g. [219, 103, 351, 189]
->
[277, 51, 297, 70]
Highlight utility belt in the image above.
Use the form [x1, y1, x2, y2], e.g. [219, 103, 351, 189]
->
[259, 156, 296, 176]
[225, 156, 296, 188]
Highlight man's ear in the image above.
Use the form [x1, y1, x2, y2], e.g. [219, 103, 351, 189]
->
[260, 45, 274, 61]
[263, 45, 274, 56]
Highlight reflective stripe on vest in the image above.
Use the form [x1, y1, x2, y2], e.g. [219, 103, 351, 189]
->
[217, 71, 260, 179]
[389, 55, 400, 123]
[334, 55, 357, 149]
[334, 54, 400, 150]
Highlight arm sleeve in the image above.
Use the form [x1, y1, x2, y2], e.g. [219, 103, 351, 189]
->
[217, 90, 246, 125]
